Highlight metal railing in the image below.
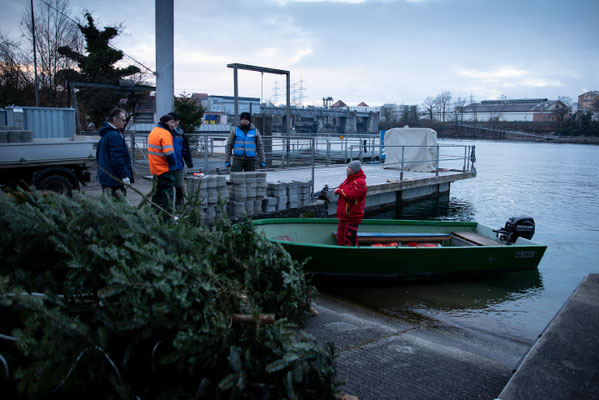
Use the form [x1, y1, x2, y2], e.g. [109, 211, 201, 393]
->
[127, 131, 475, 185]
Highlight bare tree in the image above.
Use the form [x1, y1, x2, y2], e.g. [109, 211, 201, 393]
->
[20, 0, 83, 106]
[0, 33, 34, 106]
[422, 97, 436, 121]
[434, 91, 452, 123]
[468, 94, 477, 123]
[452, 96, 466, 124]
[558, 95, 572, 106]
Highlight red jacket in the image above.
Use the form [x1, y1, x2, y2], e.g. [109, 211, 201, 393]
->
[336, 169, 367, 222]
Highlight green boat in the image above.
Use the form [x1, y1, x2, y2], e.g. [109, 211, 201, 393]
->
[253, 217, 547, 281]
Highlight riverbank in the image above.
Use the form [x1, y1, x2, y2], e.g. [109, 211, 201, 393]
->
[438, 132, 599, 145]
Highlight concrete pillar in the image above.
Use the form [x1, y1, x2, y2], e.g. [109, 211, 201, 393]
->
[155, 0, 174, 120]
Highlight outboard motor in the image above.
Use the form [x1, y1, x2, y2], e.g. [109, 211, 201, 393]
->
[494, 216, 535, 244]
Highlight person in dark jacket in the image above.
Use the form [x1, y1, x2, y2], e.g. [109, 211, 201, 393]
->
[96, 108, 133, 197]
[334, 160, 367, 246]
[168, 112, 194, 207]
[224, 112, 266, 172]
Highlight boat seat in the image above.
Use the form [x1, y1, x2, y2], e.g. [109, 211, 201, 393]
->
[332, 232, 452, 244]
[452, 231, 501, 246]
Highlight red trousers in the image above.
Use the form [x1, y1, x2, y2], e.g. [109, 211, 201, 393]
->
[336, 219, 360, 246]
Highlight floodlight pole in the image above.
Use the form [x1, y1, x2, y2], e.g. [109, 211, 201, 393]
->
[155, 0, 174, 119]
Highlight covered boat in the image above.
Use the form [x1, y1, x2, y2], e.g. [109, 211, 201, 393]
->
[254, 217, 546, 281]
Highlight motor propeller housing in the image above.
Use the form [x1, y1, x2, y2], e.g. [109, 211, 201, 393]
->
[495, 216, 535, 244]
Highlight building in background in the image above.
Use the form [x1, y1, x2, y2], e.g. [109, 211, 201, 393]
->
[200, 95, 261, 119]
[460, 99, 568, 122]
[578, 91, 599, 113]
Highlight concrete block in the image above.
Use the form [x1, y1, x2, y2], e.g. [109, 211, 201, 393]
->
[230, 173, 246, 184]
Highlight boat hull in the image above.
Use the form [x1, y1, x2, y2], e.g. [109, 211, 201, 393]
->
[254, 218, 547, 281]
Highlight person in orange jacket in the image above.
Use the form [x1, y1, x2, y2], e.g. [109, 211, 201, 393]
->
[148, 114, 177, 213]
[334, 160, 367, 246]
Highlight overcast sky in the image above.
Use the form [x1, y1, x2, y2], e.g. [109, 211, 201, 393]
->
[2, 0, 598, 106]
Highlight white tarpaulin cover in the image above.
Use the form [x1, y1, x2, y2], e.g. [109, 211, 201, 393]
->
[383, 127, 438, 172]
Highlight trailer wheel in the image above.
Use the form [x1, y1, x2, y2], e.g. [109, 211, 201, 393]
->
[37, 175, 73, 197]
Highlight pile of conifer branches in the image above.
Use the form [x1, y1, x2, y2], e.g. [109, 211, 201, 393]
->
[0, 190, 338, 399]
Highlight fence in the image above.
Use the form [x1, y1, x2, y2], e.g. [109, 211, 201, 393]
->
[129, 132, 316, 190]
[127, 131, 475, 191]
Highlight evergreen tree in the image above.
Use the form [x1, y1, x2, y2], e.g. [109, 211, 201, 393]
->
[174, 92, 205, 133]
[57, 12, 142, 129]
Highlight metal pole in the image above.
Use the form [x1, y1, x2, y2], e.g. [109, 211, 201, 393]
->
[400, 146, 405, 181]
[71, 83, 82, 134]
[436, 144, 439, 177]
[311, 137, 315, 196]
[286, 72, 291, 166]
[130, 133, 136, 173]
[30, 0, 39, 107]
[204, 134, 209, 172]
[155, 0, 174, 118]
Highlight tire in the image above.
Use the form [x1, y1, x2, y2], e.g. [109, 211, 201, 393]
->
[37, 175, 73, 197]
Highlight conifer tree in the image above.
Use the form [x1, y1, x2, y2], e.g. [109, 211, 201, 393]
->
[57, 12, 142, 129]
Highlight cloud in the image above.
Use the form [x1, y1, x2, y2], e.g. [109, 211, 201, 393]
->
[272, 0, 428, 4]
[455, 66, 564, 90]
[274, 0, 367, 4]
[457, 67, 528, 80]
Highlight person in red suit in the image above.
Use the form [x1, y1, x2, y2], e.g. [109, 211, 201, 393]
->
[334, 160, 367, 246]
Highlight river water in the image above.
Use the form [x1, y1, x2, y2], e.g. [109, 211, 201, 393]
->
[322, 139, 599, 345]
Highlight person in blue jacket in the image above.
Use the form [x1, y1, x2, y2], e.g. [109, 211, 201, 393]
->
[96, 108, 133, 197]
[168, 112, 194, 207]
[224, 112, 266, 172]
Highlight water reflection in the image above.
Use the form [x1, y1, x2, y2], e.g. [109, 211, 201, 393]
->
[318, 269, 542, 319]
[367, 193, 477, 222]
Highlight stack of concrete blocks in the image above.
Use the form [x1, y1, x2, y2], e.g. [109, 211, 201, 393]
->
[255, 172, 267, 215]
[286, 181, 300, 209]
[228, 172, 248, 218]
[294, 180, 313, 206]
[0, 126, 33, 143]
[186, 174, 228, 224]
[227, 172, 268, 218]
[265, 182, 287, 212]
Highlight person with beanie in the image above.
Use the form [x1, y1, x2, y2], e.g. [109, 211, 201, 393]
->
[334, 159, 367, 246]
[148, 114, 177, 214]
[168, 112, 194, 208]
[224, 112, 266, 172]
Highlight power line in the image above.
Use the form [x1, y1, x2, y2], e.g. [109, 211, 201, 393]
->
[37, 0, 155, 75]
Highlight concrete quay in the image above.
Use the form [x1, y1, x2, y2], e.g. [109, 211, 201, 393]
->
[498, 273, 599, 400]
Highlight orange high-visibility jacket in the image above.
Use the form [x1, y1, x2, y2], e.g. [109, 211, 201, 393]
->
[148, 125, 176, 176]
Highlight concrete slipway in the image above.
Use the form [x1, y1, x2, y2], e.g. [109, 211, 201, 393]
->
[302, 274, 599, 400]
